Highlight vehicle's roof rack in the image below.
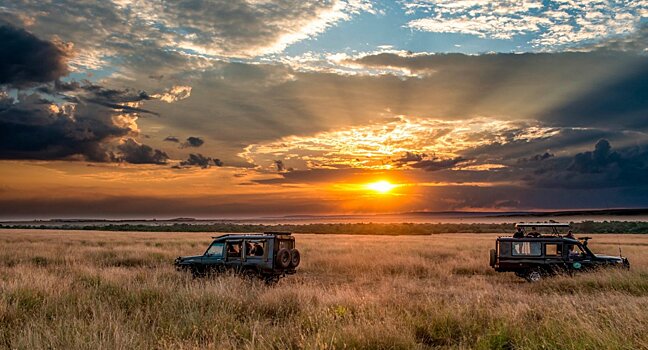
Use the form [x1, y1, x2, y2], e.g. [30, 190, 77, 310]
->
[210, 232, 292, 239]
[515, 222, 570, 228]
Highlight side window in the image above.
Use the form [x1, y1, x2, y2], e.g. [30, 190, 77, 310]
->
[206, 243, 224, 257]
[278, 240, 294, 250]
[567, 244, 586, 257]
[545, 243, 562, 256]
[512, 242, 542, 256]
[246, 240, 266, 257]
[499, 242, 511, 256]
[226, 241, 242, 258]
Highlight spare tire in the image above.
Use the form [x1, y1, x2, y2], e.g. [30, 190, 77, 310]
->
[489, 249, 496, 267]
[289, 249, 301, 268]
[276, 248, 291, 269]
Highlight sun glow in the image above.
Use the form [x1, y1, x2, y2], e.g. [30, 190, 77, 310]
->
[365, 180, 397, 193]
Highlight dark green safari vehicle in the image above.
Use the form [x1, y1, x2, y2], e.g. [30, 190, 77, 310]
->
[490, 223, 629, 282]
[175, 232, 300, 284]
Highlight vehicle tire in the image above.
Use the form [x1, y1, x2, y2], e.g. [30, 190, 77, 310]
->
[289, 249, 301, 268]
[276, 248, 291, 269]
[489, 249, 496, 267]
[525, 269, 542, 283]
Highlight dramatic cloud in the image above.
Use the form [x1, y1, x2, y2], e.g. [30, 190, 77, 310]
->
[0, 24, 71, 87]
[176, 154, 223, 169]
[111, 0, 375, 57]
[115, 138, 169, 165]
[529, 140, 648, 189]
[181, 136, 205, 148]
[404, 0, 648, 49]
[242, 116, 560, 171]
[150, 86, 192, 103]
[0, 80, 171, 163]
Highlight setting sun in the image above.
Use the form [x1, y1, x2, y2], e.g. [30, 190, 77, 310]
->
[366, 180, 397, 194]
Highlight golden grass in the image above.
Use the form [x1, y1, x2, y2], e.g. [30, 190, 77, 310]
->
[1, 230, 647, 349]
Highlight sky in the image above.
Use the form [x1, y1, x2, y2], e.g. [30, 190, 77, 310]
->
[1, 0, 648, 219]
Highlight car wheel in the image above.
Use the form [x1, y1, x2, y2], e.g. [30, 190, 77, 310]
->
[276, 248, 291, 269]
[525, 269, 542, 283]
[289, 249, 301, 268]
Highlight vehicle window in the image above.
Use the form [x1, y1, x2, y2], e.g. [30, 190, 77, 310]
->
[206, 243, 224, 257]
[512, 242, 541, 256]
[545, 243, 562, 256]
[226, 242, 242, 258]
[278, 240, 294, 250]
[567, 244, 586, 257]
[499, 242, 511, 256]
[246, 240, 266, 257]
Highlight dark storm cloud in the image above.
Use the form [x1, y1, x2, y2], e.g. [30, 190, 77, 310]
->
[164, 136, 180, 143]
[344, 51, 648, 128]
[0, 24, 70, 87]
[0, 92, 128, 162]
[529, 140, 648, 189]
[394, 152, 467, 171]
[0, 82, 168, 163]
[410, 157, 467, 171]
[181, 136, 204, 148]
[115, 139, 168, 165]
[517, 152, 554, 164]
[542, 62, 648, 128]
[175, 154, 223, 169]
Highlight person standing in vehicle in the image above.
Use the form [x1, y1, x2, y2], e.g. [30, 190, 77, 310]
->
[514, 227, 524, 238]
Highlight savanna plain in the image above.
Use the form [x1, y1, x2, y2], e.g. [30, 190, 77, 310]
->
[1, 229, 647, 349]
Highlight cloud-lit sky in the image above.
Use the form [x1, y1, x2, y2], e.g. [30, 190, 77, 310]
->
[1, 0, 648, 219]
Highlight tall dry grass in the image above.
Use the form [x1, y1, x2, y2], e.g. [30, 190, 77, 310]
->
[0, 230, 647, 349]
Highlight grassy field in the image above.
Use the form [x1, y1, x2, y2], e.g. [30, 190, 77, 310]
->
[0, 230, 647, 349]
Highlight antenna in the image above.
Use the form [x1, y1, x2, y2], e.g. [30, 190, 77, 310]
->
[618, 238, 623, 258]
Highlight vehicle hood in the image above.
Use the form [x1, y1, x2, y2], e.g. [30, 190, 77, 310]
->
[175, 255, 202, 264]
[595, 255, 624, 262]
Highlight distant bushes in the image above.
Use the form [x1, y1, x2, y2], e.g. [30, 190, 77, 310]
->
[2, 220, 648, 234]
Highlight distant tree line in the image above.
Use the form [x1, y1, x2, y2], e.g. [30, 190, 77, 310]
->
[2, 221, 648, 234]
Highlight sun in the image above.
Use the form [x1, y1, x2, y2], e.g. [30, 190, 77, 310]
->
[365, 180, 397, 194]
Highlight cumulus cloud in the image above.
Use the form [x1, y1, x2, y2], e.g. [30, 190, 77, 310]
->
[0, 24, 71, 87]
[175, 153, 223, 169]
[395, 153, 467, 171]
[517, 152, 554, 163]
[529, 139, 648, 188]
[115, 138, 169, 164]
[403, 0, 648, 49]
[150, 85, 192, 103]
[181, 136, 205, 148]
[111, 0, 375, 57]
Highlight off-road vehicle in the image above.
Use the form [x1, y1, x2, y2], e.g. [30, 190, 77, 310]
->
[490, 223, 629, 282]
[174, 232, 300, 284]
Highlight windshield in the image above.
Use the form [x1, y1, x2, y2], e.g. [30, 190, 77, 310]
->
[205, 242, 224, 257]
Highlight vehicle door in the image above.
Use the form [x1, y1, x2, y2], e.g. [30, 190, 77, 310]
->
[225, 240, 243, 270]
[564, 243, 591, 271]
[544, 242, 564, 272]
[202, 242, 225, 273]
[243, 239, 269, 270]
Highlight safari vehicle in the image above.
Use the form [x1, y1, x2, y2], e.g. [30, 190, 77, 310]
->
[174, 232, 300, 284]
[489, 223, 629, 282]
